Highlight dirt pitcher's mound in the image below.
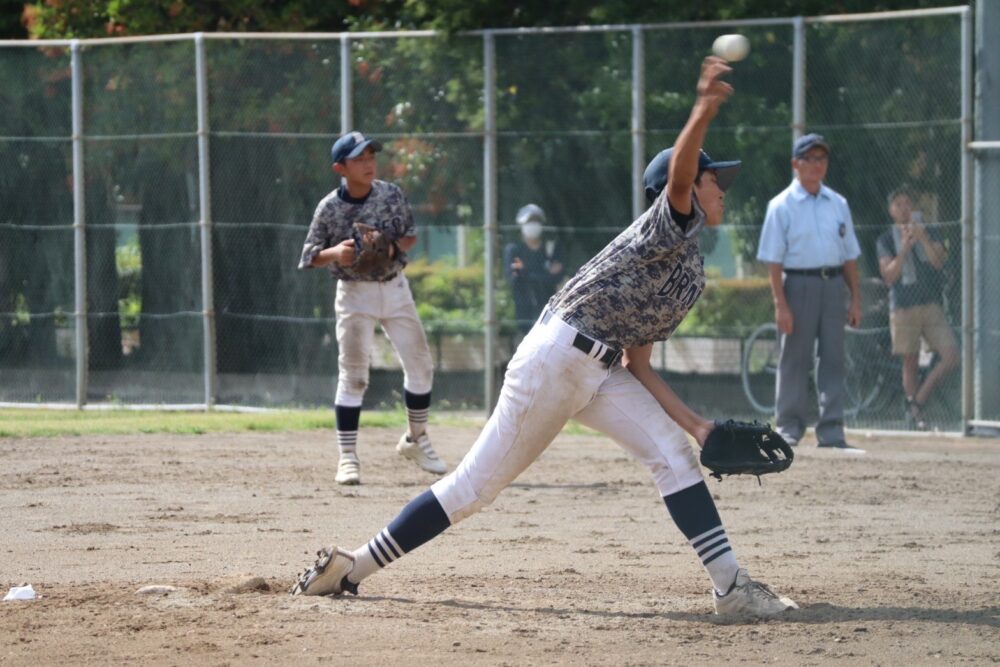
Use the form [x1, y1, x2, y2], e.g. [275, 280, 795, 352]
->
[0, 428, 997, 665]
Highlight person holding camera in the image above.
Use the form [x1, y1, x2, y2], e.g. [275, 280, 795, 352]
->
[876, 185, 958, 430]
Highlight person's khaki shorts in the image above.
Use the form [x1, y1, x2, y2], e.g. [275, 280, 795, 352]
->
[890, 302, 957, 355]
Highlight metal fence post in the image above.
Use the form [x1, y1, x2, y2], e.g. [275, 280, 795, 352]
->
[71, 40, 88, 408]
[631, 26, 645, 221]
[483, 31, 498, 411]
[341, 35, 352, 133]
[970, 0, 1000, 432]
[960, 6, 975, 430]
[195, 33, 216, 409]
[791, 16, 806, 144]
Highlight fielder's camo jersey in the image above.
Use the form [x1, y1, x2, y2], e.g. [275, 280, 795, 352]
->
[299, 180, 415, 282]
[548, 191, 707, 351]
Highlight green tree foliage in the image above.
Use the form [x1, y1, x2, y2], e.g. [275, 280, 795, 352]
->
[0, 46, 73, 369]
[24, 0, 363, 39]
[3, 0, 967, 389]
[351, 0, 965, 33]
[22, 0, 964, 39]
[1, 0, 28, 38]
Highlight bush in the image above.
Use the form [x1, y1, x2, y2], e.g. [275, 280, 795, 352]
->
[677, 278, 773, 338]
[406, 258, 773, 340]
[116, 239, 142, 331]
[406, 257, 515, 335]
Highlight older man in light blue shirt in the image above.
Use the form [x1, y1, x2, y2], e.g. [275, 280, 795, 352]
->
[757, 133, 863, 453]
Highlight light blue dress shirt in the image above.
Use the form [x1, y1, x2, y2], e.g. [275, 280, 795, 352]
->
[756, 180, 861, 269]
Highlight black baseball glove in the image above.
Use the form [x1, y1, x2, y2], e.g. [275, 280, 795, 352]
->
[350, 222, 395, 273]
[700, 420, 794, 481]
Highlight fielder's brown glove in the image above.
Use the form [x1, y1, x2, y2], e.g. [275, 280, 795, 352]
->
[700, 419, 794, 481]
[350, 222, 395, 273]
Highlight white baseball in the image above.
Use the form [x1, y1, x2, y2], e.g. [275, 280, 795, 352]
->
[712, 34, 750, 62]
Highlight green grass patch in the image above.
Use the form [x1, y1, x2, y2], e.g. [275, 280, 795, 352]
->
[0, 407, 482, 438]
[0, 408, 591, 439]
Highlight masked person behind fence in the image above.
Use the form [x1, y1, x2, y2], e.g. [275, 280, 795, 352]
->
[503, 204, 565, 337]
[876, 185, 958, 430]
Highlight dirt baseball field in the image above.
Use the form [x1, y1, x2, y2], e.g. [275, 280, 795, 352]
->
[1, 424, 997, 665]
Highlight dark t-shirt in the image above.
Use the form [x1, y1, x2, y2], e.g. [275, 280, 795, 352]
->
[875, 226, 945, 310]
[503, 239, 564, 330]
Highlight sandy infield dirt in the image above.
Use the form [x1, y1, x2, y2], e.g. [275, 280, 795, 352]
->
[0, 425, 998, 665]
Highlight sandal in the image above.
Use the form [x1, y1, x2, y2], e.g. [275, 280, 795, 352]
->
[905, 396, 928, 431]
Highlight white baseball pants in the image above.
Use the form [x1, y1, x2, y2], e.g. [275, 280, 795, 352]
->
[334, 274, 434, 407]
[431, 312, 704, 524]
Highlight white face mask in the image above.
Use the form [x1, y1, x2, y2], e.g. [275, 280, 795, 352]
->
[521, 222, 543, 240]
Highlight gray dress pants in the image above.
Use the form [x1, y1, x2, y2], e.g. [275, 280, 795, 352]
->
[775, 273, 847, 445]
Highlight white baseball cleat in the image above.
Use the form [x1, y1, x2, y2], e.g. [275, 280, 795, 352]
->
[396, 432, 447, 475]
[335, 455, 361, 485]
[291, 546, 358, 596]
[817, 441, 866, 455]
[713, 569, 799, 618]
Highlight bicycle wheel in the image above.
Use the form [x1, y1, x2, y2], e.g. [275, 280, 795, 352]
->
[741, 322, 780, 414]
[844, 326, 889, 417]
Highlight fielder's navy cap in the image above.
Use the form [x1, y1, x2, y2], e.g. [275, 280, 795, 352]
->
[331, 131, 383, 164]
[643, 148, 741, 203]
[793, 133, 829, 159]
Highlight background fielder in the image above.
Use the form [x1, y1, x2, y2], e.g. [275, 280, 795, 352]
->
[299, 132, 447, 485]
[291, 57, 798, 618]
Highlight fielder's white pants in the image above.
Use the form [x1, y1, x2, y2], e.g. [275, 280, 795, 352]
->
[431, 312, 703, 524]
[334, 274, 434, 407]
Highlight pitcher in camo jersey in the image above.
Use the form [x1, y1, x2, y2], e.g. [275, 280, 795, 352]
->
[292, 58, 798, 619]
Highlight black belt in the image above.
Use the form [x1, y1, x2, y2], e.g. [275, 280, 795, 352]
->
[784, 266, 842, 279]
[541, 311, 622, 367]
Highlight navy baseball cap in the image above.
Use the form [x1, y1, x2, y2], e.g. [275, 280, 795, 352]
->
[792, 133, 829, 159]
[643, 148, 741, 203]
[331, 131, 383, 164]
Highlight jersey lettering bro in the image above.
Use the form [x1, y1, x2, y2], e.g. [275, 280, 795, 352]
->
[548, 191, 707, 351]
[299, 180, 416, 282]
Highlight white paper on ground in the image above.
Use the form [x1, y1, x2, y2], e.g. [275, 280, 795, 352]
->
[4, 584, 37, 601]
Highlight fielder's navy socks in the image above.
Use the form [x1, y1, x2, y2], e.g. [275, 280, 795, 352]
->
[348, 489, 451, 584]
[663, 481, 740, 594]
[404, 389, 432, 437]
[334, 404, 362, 458]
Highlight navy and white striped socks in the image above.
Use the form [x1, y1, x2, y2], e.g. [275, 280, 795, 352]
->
[356, 528, 404, 575]
[663, 481, 740, 595]
[687, 525, 739, 593]
[347, 489, 451, 585]
[335, 404, 361, 459]
[404, 389, 431, 438]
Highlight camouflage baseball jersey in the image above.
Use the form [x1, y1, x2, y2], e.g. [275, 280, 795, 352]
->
[298, 180, 415, 282]
[547, 191, 707, 351]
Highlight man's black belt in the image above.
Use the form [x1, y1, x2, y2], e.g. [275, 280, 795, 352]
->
[541, 310, 622, 367]
[784, 266, 842, 279]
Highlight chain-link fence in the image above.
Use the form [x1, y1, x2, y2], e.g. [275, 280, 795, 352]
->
[1, 7, 986, 434]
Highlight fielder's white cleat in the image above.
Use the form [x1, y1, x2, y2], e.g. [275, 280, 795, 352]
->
[396, 432, 447, 475]
[713, 569, 799, 618]
[335, 455, 361, 485]
[291, 546, 358, 596]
